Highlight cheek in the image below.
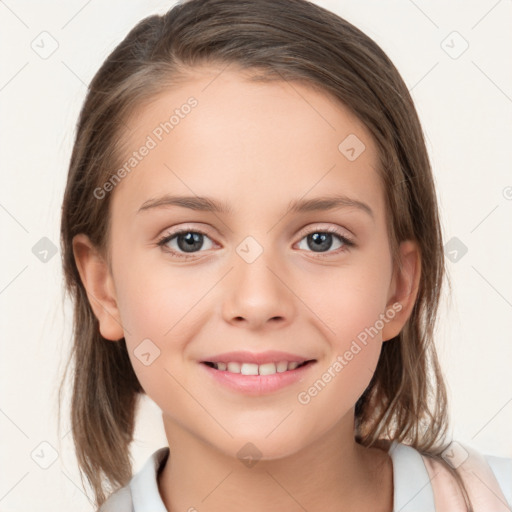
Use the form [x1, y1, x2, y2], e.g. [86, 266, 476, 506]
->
[301, 251, 392, 346]
[296, 293, 387, 424]
[112, 254, 206, 393]
[114, 247, 204, 339]
[295, 252, 392, 403]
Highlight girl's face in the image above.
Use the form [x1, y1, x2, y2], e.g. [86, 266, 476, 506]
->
[75, 65, 419, 460]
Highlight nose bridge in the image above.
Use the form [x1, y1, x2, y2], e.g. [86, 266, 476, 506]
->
[221, 234, 294, 327]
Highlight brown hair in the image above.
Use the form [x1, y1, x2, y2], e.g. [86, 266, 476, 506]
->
[58, 0, 471, 508]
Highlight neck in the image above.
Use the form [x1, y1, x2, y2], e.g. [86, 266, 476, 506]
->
[158, 414, 393, 512]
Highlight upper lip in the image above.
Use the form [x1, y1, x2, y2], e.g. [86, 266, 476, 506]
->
[201, 350, 316, 365]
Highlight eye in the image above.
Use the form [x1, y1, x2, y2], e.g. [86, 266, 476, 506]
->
[157, 225, 355, 260]
[295, 226, 355, 256]
[157, 229, 215, 259]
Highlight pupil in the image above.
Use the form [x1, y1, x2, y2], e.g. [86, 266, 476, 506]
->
[178, 232, 203, 253]
[309, 232, 332, 252]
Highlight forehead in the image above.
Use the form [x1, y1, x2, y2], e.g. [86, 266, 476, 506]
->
[110, 67, 384, 220]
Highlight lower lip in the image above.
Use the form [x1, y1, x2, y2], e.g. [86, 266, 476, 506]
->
[200, 361, 316, 395]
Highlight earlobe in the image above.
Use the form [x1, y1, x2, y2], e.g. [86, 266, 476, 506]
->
[72, 233, 125, 341]
[382, 240, 421, 342]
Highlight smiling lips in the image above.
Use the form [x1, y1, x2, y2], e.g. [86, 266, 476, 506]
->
[203, 360, 312, 375]
[200, 350, 316, 376]
[200, 353, 317, 395]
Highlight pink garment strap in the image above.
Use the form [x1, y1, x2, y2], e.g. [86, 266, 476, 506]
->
[422, 443, 511, 512]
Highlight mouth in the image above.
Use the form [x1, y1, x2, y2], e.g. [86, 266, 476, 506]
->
[200, 358, 317, 395]
[201, 359, 316, 375]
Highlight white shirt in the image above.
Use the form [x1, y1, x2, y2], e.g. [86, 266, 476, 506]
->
[99, 441, 512, 511]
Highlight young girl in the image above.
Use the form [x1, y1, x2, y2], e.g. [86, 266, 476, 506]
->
[58, 0, 512, 510]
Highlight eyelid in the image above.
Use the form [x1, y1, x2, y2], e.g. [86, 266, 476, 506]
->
[156, 225, 215, 250]
[156, 223, 214, 242]
[295, 223, 355, 243]
[157, 224, 354, 243]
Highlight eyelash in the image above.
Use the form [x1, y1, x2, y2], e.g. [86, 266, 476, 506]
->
[156, 226, 355, 260]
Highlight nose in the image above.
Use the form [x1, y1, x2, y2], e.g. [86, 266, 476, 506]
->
[221, 249, 295, 330]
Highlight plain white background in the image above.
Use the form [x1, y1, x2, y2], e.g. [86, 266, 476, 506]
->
[1, 0, 511, 510]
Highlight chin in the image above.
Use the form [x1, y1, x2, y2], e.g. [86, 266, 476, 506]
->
[215, 433, 310, 465]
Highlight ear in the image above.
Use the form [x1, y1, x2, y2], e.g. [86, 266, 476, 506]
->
[381, 240, 421, 342]
[72, 233, 125, 341]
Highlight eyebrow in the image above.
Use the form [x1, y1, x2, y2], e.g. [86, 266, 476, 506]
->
[137, 194, 374, 218]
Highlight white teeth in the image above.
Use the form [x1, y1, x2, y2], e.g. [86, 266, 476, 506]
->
[211, 360, 308, 374]
[227, 362, 241, 373]
[241, 363, 259, 375]
[276, 361, 288, 373]
[259, 363, 277, 375]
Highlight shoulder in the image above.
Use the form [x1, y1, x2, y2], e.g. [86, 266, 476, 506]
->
[484, 451, 512, 505]
[420, 441, 512, 512]
[389, 440, 512, 511]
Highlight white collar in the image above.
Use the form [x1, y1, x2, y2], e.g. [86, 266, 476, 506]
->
[128, 441, 435, 511]
[129, 446, 169, 512]
[388, 440, 435, 510]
